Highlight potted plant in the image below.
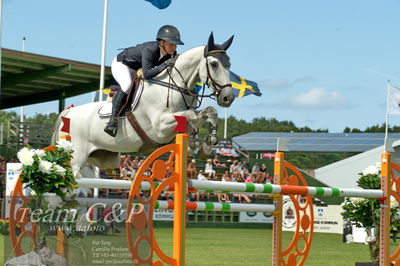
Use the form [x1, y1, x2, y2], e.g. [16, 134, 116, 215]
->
[6, 139, 81, 266]
[341, 163, 400, 265]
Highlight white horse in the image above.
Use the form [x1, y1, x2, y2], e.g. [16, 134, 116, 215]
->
[52, 32, 235, 169]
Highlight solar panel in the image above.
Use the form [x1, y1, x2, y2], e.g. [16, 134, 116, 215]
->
[232, 132, 400, 152]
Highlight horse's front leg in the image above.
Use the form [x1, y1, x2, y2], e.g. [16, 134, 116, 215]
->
[196, 106, 218, 146]
[188, 127, 200, 150]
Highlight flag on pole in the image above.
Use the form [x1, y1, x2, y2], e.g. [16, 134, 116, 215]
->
[194, 71, 261, 98]
[388, 83, 400, 115]
[230, 71, 262, 98]
[145, 0, 172, 9]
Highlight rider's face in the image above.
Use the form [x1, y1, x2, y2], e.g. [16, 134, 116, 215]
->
[160, 40, 177, 55]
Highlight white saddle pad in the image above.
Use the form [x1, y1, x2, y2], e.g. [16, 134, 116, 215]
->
[97, 82, 144, 118]
[98, 102, 112, 117]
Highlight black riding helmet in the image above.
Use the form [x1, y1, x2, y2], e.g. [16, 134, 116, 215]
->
[156, 25, 184, 45]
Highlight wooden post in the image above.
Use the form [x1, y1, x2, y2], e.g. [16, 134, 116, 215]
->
[173, 134, 188, 266]
[272, 152, 284, 266]
[379, 152, 391, 266]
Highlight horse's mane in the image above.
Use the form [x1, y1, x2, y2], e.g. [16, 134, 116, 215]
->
[149, 46, 205, 85]
[180, 45, 205, 56]
[176, 46, 205, 64]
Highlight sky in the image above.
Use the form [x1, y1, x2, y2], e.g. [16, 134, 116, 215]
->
[3, 0, 400, 133]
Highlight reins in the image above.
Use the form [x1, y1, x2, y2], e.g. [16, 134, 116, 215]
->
[145, 49, 230, 110]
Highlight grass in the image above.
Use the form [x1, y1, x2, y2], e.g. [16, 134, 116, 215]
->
[1, 228, 399, 265]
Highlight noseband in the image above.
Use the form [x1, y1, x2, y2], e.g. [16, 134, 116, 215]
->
[204, 50, 232, 96]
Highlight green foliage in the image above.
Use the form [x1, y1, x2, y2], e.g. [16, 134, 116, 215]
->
[18, 144, 77, 197]
[25, 112, 59, 125]
[341, 167, 400, 262]
[284, 152, 357, 169]
[198, 115, 329, 139]
[0, 220, 9, 235]
[357, 174, 381, 189]
[0, 110, 58, 125]
[343, 123, 400, 133]
[342, 198, 379, 229]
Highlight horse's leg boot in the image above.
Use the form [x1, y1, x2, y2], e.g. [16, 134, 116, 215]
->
[104, 89, 127, 137]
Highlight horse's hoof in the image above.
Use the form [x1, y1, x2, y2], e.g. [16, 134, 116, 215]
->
[206, 136, 218, 146]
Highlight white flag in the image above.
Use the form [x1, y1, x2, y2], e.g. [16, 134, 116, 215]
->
[388, 84, 400, 115]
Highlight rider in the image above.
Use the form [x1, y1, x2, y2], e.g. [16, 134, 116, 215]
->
[104, 25, 184, 137]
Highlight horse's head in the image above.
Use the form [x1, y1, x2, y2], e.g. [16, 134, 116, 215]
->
[200, 32, 235, 108]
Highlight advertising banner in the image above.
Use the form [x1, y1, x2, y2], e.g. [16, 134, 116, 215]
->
[239, 211, 273, 223]
[282, 196, 343, 234]
[6, 163, 22, 196]
[153, 209, 174, 221]
[5, 163, 22, 218]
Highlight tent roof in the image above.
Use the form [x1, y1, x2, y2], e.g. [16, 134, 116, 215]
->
[0, 48, 113, 110]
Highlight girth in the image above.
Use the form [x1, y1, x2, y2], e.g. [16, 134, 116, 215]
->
[125, 111, 172, 153]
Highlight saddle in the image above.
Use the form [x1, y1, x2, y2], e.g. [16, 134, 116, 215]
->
[97, 70, 144, 118]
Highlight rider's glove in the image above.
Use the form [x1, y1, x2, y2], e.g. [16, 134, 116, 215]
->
[162, 57, 176, 68]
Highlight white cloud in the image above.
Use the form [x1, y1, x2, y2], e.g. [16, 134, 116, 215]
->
[261, 76, 316, 89]
[262, 79, 292, 89]
[288, 87, 350, 109]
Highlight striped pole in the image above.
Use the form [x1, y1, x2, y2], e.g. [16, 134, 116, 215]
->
[155, 201, 276, 213]
[77, 179, 383, 198]
[76, 179, 271, 195]
[76, 198, 276, 213]
[188, 180, 384, 199]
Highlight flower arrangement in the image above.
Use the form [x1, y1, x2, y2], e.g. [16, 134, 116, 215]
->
[341, 163, 400, 263]
[17, 139, 77, 197]
[16, 139, 81, 252]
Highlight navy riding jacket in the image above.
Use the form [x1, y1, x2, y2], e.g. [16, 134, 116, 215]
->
[116, 41, 176, 80]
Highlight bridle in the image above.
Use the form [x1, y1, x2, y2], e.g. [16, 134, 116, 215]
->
[148, 49, 231, 109]
[204, 49, 232, 96]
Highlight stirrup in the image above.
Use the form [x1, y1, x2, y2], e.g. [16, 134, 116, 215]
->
[104, 120, 118, 137]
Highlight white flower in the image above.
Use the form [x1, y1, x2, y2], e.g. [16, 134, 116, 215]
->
[38, 160, 53, 174]
[362, 165, 380, 176]
[394, 209, 400, 220]
[17, 147, 35, 166]
[72, 164, 81, 179]
[390, 196, 399, 208]
[34, 149, 46, 158]
[54, 165, 66, 177]
[56, 139, 74, 153]
[350, 197, 364, 204]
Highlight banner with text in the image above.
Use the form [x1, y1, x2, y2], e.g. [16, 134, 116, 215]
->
[282, 196, 343, 234]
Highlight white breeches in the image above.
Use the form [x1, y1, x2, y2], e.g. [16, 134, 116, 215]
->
[111, 57, 134, 93]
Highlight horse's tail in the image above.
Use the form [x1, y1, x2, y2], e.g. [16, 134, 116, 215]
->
[51, 108, 71, 144]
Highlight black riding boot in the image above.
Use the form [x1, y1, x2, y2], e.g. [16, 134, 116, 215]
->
[104, 89, 127, 137]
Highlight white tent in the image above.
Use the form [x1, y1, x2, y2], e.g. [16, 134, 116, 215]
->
[314, 140, 400, 189]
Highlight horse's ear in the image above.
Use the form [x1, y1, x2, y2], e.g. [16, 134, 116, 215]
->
[221, 35, 234, 51]
[207, 32, 216, 51]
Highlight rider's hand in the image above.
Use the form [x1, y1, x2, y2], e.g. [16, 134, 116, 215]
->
[164, 57, 176, 68]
